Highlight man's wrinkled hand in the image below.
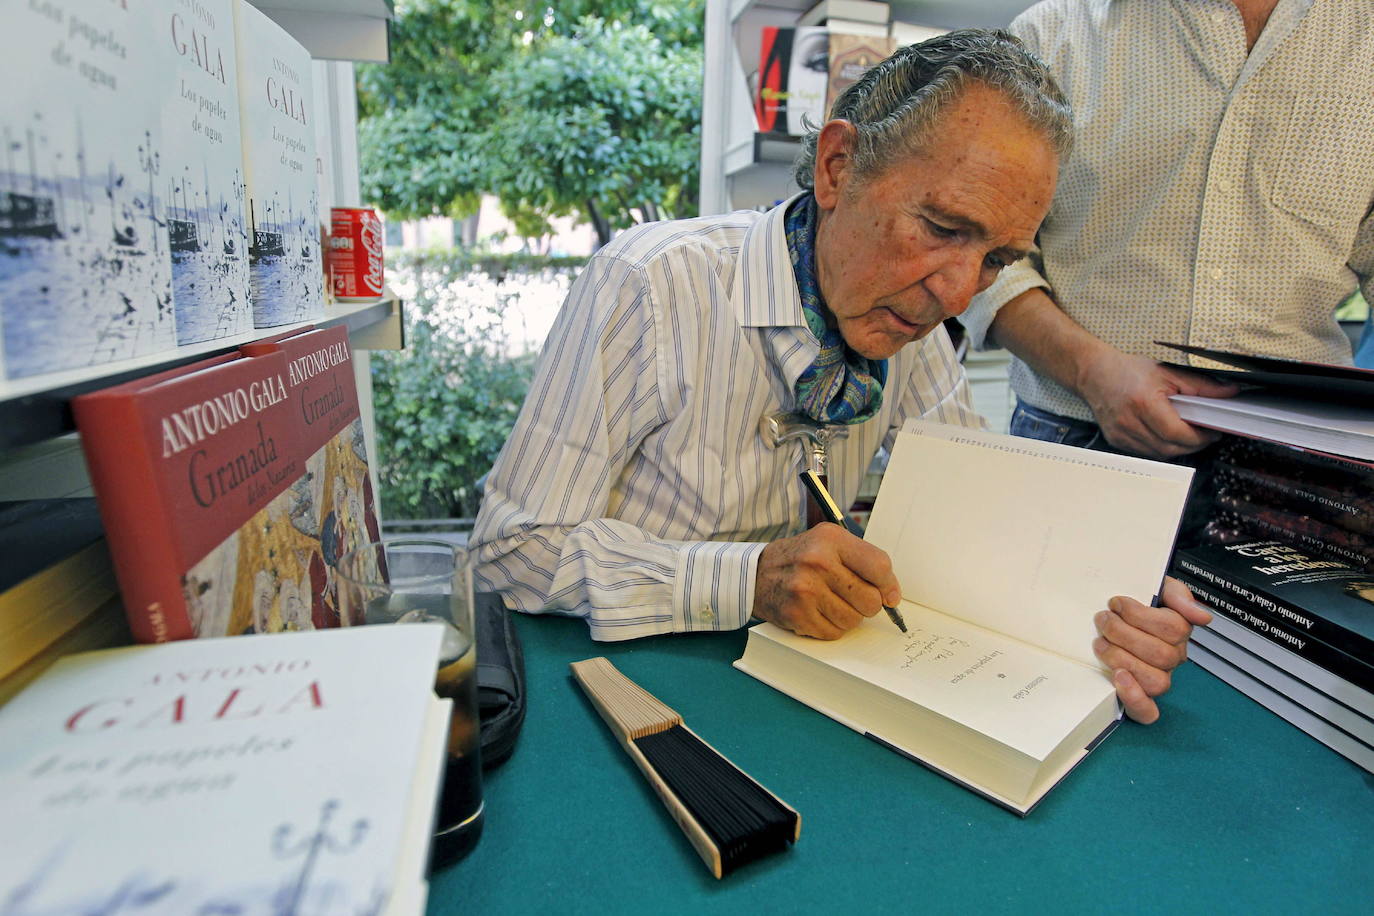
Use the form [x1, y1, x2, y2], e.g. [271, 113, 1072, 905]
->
[1079, 350, 1239, 458]
[1093, 576, 1212, 723]
[753, 524, 901, 639]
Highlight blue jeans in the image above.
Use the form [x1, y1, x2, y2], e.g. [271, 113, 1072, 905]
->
[1008, 400, 1121, 454]
[1355, 312, 1374, 369]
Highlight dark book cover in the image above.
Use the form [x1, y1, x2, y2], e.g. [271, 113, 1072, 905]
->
[241, 325, 384, 626]
[73, 351, 311, 642]
[1157, 340, 1374, 405]
[1219, 435, 1374, 491]
[1213, 461, 1374, 536]
[0, 499, 105, 594]
[1180, 574, 1374, 695]
[1172, 540, 1374, 664]
[1207, 491, 1374, 573]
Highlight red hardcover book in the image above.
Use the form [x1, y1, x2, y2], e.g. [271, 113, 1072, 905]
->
[241, 325, 384, 626]
[73, 351, 309, 642]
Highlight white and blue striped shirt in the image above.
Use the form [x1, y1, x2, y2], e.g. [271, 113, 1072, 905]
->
[471, 200, 983, 641]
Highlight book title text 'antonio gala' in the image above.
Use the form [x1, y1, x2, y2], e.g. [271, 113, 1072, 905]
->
[59, 657, 327, 737]
[157, 340, 350, 509]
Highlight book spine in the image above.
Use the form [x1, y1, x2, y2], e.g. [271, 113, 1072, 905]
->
[1210, 495, 1374, 573]
[755, 27, 792, 134]
[1173, 553, 1374, 661]
[1214, 463, 1374, 536]
[1175, 573, 1374, 694]
[71, 397, 193, 643]
[1220, 435, 1374, 489]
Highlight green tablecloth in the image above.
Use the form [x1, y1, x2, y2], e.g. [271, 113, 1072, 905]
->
[429, 614, 1374, 914]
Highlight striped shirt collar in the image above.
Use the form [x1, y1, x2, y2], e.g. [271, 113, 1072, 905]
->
[734, 193, 809, 331]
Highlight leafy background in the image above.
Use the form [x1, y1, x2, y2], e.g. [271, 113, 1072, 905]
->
[372, 251, 584, 520]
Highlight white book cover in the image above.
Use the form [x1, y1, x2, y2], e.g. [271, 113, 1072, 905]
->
[0, 625, 447, 914]
[158, 0, 253, 345]
[868, 420, 1194, 668]
[798, 0, 891, 27]
[232, 0, 324, 328]
[1171, 392, 1374, 461]
[310, 61, 336, 305]
[890, 21, 945, 47]
[0, 1, 176, 380]
[311, 61, 335, 223]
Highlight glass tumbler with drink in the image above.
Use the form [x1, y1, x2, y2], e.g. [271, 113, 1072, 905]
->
[337, 538, 484, 868]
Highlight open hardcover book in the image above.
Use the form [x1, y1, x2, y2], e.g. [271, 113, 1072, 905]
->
[735, 420, 1195, 814]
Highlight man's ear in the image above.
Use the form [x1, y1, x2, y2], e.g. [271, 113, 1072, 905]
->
[813, 120, 858, 209]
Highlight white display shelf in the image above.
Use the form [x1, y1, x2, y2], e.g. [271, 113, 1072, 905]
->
[0, 295, 401, 450]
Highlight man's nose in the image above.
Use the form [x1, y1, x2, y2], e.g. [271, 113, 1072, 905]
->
[926, 249, 985, 318]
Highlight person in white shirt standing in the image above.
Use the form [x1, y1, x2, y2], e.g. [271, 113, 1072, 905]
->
[473, 30, 1211, 724]
[960, 0, 1374, 459]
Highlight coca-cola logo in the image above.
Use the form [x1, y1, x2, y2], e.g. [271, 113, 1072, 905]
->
[358, 213, 384, 292]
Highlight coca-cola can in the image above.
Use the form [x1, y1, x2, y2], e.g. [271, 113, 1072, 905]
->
[330, 207, 385, 301]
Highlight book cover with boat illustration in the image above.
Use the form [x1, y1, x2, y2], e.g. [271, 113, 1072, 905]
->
[158, 0, 253, 345]
[232, 0, 324, 328]
[0, 0, 176, 380]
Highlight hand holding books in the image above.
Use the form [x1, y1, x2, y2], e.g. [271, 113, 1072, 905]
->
[1078, 349, 1240, 458]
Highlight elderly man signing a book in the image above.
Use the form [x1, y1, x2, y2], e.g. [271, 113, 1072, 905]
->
[471, 30, 1210, 724]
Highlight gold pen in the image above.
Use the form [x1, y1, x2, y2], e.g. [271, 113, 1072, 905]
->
[798, 469, 908, 633]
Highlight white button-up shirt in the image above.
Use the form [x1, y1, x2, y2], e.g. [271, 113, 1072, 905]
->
[961, 0, 1374, 422]
[471, 201, 982, 640]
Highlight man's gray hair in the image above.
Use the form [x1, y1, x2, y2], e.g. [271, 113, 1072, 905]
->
[793, 29, 1072, 190]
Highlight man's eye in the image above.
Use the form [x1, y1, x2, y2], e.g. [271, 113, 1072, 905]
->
[924, 218, 957, 238]
[984, 253, 1008, 271]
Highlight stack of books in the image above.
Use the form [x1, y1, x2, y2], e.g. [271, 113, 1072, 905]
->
[1164, 344, 1374, 773]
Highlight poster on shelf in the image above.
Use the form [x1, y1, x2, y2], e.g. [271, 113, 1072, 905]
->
[826, 32, 896, 121]
[755, 26, 829, 137]
[232, 0, 325, 328]
[157, 0, 254, 345]
[0, 1, 177, 381]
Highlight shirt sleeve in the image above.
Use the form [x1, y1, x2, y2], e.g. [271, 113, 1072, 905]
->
[959, 247, 1051, 351]
[469, 249, 762, 642]
[1354, 200, 1374, 306]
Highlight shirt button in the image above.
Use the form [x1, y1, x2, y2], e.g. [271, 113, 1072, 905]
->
[1218, 178, 1233, 192]
[1210, 267, 1224, 281]
[699, 606, 716, 623]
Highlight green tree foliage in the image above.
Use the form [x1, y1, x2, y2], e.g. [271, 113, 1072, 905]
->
[371, 250, 582, 519]
[358, 1, 703, 246]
